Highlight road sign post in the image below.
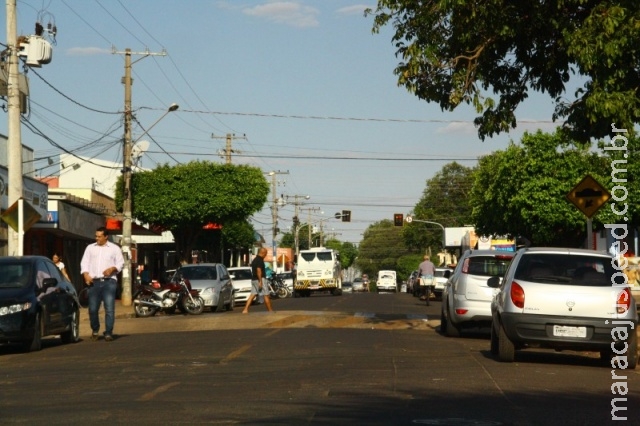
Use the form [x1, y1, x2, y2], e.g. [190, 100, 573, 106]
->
[566, 175, 611, 249]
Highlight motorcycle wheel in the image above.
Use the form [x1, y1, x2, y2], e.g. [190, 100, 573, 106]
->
[276, 286, 288, 299]
[182, 295, 204, 315]
[134, 293, 159, 318]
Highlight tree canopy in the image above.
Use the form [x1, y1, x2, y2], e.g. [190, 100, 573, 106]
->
[367, 1, 640, 141]
[468, 129, 633, 246]
[116, 161, 269, 262]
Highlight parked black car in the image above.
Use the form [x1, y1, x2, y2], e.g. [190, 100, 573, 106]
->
[0, 256, 81, 352]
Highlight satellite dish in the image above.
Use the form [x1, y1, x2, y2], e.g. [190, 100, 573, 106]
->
[131, 140, 150, 160]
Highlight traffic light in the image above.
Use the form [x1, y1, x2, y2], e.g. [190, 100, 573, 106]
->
[341, 210, 351, 222]
[394, 213, 404, 226]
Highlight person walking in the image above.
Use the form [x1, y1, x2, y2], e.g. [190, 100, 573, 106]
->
[80, 226, 124, 341]
[242, 247, 274, 314]
[418, 254, 436, 305]
[52, 253, 71, 282]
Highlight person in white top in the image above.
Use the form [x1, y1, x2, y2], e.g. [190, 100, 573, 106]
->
[52, 253, 71, 281]
[80, 227, 124, 342]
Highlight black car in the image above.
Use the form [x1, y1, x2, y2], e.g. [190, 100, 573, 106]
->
[0, 256, 81, 352]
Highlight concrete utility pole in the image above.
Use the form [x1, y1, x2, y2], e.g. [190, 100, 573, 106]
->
[113, 47, 166, 306]
[211, 133, 246, 164]
[285, 195, 310, 257]
[300, 207, 321, 248]
[6, 0, 22, 255]
[267, 171, 288, 258]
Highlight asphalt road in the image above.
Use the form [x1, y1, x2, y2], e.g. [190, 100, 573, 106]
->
[1, 291, 639, 425]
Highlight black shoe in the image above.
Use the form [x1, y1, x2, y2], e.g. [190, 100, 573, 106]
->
[104, 335, 114, 342]
[91, 332, 99, 341]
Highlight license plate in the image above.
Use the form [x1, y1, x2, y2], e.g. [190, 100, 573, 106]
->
[553, 325, 587, 338]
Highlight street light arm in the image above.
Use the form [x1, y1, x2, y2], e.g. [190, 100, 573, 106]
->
[405, 215, 446, 248]
[133, 104, 179, 144]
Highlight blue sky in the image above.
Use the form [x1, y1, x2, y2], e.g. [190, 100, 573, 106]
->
[2, 1, 559, 245]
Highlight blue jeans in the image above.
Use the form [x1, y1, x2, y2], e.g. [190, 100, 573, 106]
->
[88, 278, 117, 336]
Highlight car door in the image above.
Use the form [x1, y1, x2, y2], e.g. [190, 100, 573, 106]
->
[218, 265, 232, 302]
[44, 259, 76, 332]
[35, 259, 63, 333]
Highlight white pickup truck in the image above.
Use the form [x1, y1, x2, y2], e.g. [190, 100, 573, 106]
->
[376, 270, 397, 293]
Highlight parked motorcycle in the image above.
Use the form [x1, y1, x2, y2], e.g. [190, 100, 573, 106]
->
[133, 277, 204, 317]
[268, 275, 291, 299]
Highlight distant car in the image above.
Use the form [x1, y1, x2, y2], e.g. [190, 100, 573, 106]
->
[0, 256, 81, 352]
[352, 278, 364, 292]
[228, 266, 253, 305]
[433, 267, 453, 299]
[441, 250, 514, 337]
[342, 281, 353, 293]
[173, 264, 234, 312]
[489, 247, 638, 367]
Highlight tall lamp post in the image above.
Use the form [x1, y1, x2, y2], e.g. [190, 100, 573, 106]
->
[121, 103, 179, 306]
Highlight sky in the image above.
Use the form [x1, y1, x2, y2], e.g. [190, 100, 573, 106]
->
[1, 0, 559, 246]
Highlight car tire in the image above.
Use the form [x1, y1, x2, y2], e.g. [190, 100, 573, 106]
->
[490, 321, 499, 356]
[226, 292, 235, 311]
[23, 313, 42, 352]
[61, 308, 80, 344]
[498, 322, 515, 362]
[627, 327, 638, 370]
[445, 307, 461, 338]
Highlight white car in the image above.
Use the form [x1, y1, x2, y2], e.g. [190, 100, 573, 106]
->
[489, 247, 638, 367]
[433, 267, 453, 299]
[228, 267, 253, 305]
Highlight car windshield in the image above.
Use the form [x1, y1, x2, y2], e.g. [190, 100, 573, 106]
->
[435, 269, 449, 277]
[231, 269, 252, 280]
[466, 256, 512, 277]
[0, 263, 31, 288]
[514, 253, 622, 286]
[180, 266, 217, 280]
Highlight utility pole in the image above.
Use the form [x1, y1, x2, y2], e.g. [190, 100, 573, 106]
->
[5, 0, 22, 255]
[267, 171, 288, 261]
[300, 207, 321, 248]
[211, 133, 246, 164]
[113, 47, 167, 306]
[285, 195, 310, 257]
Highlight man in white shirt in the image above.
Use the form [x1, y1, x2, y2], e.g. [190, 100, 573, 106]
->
[80, 226, 124, 341]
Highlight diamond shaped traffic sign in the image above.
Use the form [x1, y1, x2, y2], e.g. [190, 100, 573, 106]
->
[566, 175, 611, 218]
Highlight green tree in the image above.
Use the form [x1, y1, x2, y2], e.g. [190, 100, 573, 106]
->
[356, 219, 412, 278]
[469, 130, 616, 246]
[324, 239, 358, 270]
[407, 162, 475, 252]
[116, 161, 269, 262]
[367, 1, 640, 141]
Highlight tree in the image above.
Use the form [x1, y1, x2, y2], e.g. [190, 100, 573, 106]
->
[356, 219, 412, 278]
[469, 129, 619, 246]
[367, 1, 640, 141]
[116, 161, 269, 262]
[324, 239, 358, 270]
[407, 162, 475, 251]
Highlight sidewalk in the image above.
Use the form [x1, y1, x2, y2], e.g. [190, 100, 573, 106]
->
[79, 299, 135, 323]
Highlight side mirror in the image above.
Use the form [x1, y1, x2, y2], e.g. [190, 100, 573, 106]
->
[229, 274, 236, 280]
[487, 276, 502, 288]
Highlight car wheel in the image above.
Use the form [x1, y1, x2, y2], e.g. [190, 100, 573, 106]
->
[627, 327, 638, 370]
[490, 321, 499, 356]
[226, 292, 235, 311]
[61, 308, 80, 344]
[23, 313, 42, 352]
[498, 322, 515, 362]
[445, 307, 461, 338]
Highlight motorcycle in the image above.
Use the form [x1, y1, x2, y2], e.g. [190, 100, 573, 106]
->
[268, 275, 291, 299]
[133, 277, 204, 317]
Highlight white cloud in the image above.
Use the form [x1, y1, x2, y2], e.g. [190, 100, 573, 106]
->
[436, 121, 477, 135]
[66, 47, 110, 56]
[243, 2, 319, 28]
[336, 5, 370, 16]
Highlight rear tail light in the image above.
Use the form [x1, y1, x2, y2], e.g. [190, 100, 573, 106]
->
[510, 281, 525, 308]
[461, 258, 470, 274]
[617, 288, 631, 314]
[455, 309, 468, 315]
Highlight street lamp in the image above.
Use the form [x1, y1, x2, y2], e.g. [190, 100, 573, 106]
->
[121, 103, 179, 306]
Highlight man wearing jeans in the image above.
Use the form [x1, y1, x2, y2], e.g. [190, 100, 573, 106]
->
[80, 226, 124, 341]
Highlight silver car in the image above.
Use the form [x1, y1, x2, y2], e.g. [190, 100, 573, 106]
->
[174, 264, 234, 312]
[489, 247, 638, 367]
[441, 250, 514, 337]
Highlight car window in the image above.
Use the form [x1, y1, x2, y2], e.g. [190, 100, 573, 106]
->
[514, 253, 620, 286]
[466, 256, 512, 277]
[180, 266, 217, 280]
[231, 269, 253, 280]
[44, 260, 64, 283]
[35, 260, 52, 288]
[0, 262, 31, 288]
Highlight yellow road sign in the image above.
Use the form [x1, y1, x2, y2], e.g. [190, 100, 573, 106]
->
[566, 175, 611, 218]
